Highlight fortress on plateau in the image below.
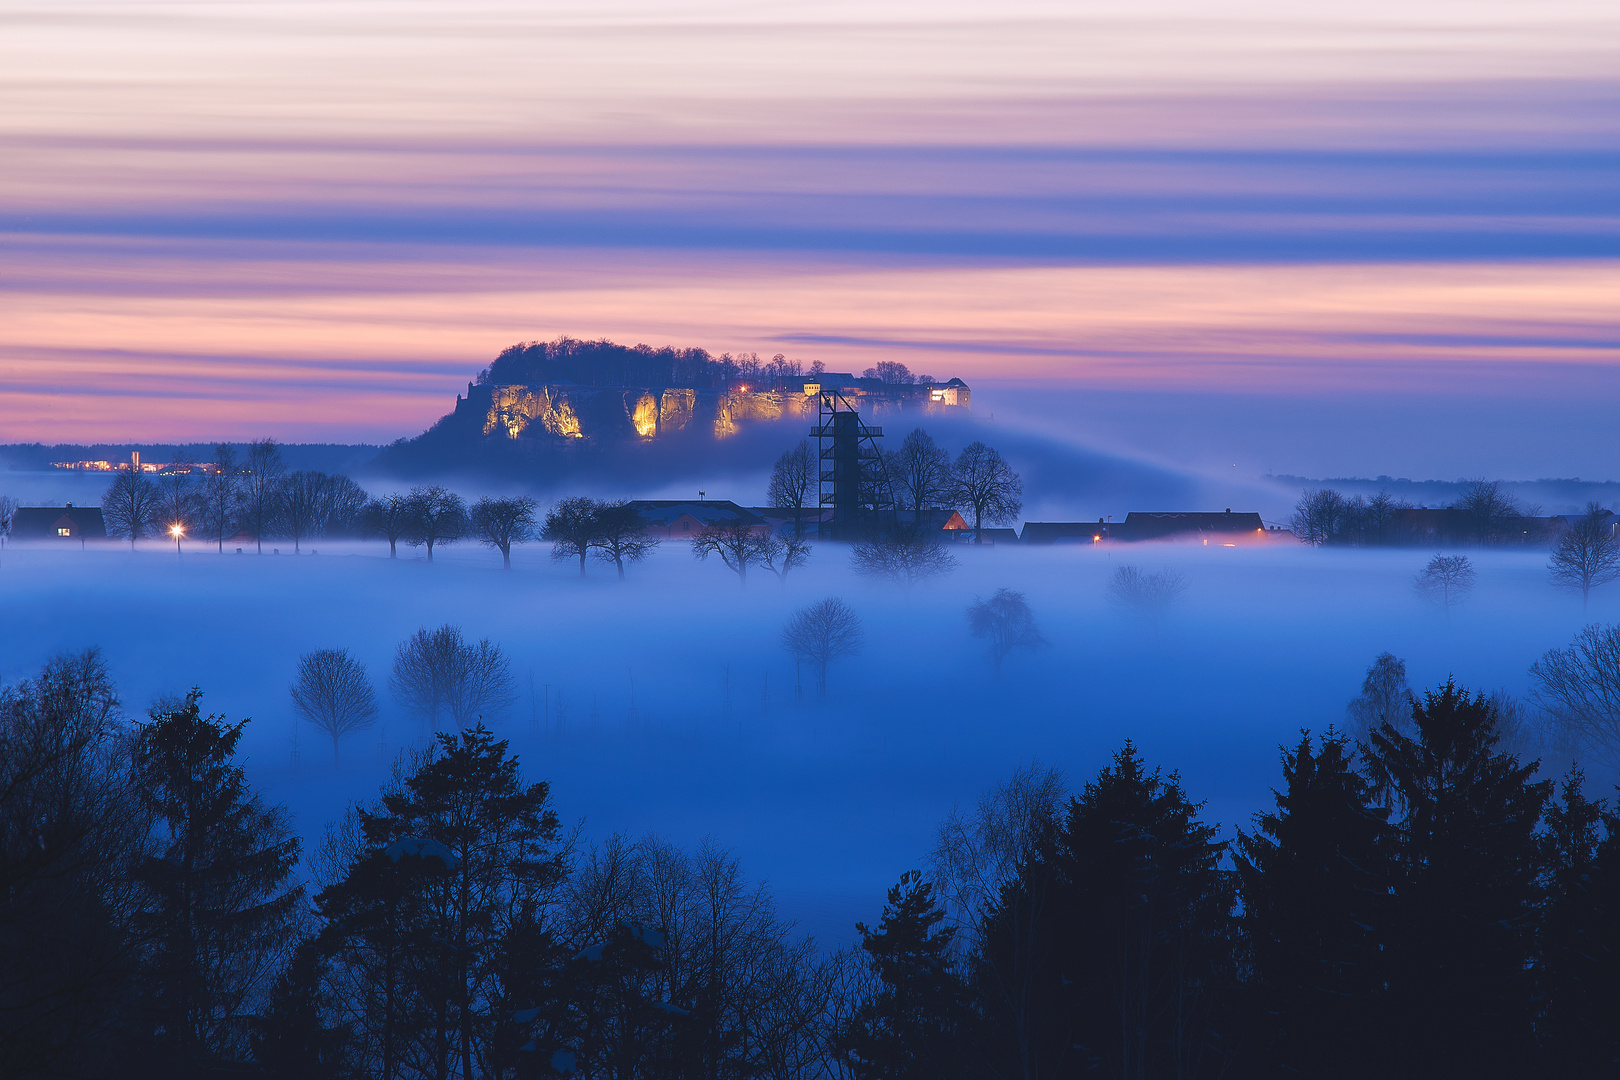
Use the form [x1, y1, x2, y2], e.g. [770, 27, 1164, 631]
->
[439, 338, 968, 446]
[375, 337, 970, 479]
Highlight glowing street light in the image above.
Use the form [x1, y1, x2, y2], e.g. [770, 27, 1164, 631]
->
[169, 522, 185, 555]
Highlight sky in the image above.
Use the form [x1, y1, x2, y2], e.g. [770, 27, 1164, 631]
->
[2, 0, 1618, 477]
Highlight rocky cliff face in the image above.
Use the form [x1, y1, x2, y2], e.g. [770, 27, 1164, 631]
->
[456, 382, 960, 446]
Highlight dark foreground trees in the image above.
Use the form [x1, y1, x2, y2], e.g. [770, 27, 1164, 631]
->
[313, 725, 563, 1080]
[13, 649, 1620, 1080]
[130, 692, 304, 1074]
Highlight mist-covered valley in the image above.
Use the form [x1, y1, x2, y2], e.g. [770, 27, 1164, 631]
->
[1, 530, 1603, 943]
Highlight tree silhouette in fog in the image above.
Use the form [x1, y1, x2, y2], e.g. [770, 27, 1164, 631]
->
[543, 496, 598, 577]
[840, 871, 976, 1079]
[1236, 730, 1395, 1077]
[102, 470, 157, 549]
[851, 526, 957, 592]
[767, 440, 818, 538]
[403, 486, 467, 562]
[1548, 502, 1620, 612]
[946, 441, 1021, 543]
[469, 495, 536, 569]
[966, 588, 1045, 677]
[781, 598, 863, 698]
[390, 625, 514, 727]
[1530, 622, 1620, 772]
[1361, 681, 1550, 1077]
[588, 500, 659, 580]
[1413, 553, 1474, 618]
[290, 648, 378, 764]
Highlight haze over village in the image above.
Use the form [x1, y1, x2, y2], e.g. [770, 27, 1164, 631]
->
[4, 1, 1620, 1078]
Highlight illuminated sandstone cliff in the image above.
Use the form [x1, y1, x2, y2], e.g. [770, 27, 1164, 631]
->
[455, 380, 967, 445]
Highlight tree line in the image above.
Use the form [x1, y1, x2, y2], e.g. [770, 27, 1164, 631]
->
[767, 428, 1023, 542]
[1291, 479, 1612, 548]
[6, 649, 1620, 1079]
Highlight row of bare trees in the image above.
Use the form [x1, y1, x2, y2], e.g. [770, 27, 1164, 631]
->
[101, 439, 369, 553]
[767, 428, 1024, 543]
[288, 626, 515, 763]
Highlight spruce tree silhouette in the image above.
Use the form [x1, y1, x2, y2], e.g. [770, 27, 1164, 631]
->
[130, 691, 303, 1077]
[841, 871, 976, 1079]
[1362, 681, 1550, 1079]
[1236, 730, 1396, 1078]
[979, 743, 1236, 1079]
[1535, 769, 1620, 1076]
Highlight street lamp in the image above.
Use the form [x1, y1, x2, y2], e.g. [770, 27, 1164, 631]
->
[169, 522, 185, 555]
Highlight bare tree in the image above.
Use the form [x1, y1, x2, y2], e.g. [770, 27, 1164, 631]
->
[757, 530, 812, 586]
[1291, 488, 1349, 546]
[363, 492, 413, 558]
[542, 496, 598, 577]
[0, 494, 15, 568]
[1530, 623, 1620, 771]
[470, 495, 537, 569]
[1346, 652, 1413, 745]
[1455, 479, 1523, 544]
[102, 470, 157, 549]
[885, 428, 951, 521]
[405, 485, 467, 561]
[1549, 502, 1620, 612]
[280, 470, 330, 554]
[781, 598, 863, 698]
[948, 441, 1022, 542]
[850, 526, 957, 591]
[929, 761, 1065, 943]
[241, 438, 285, 554]
[448, 636, 516, 725]
[692, 519, 771, 586]
[199, 445, 240, 553]
[390, 625, 463, 725]
[319, 474, 370, 537]
[1414, 554, 1475, 616]
[767, 440, 819, 538]
[289, 648, 378, 764]
[1108, 565, 1189, 623]
[966, 588, 1047, 677]
[390, 624, 514, 727]
[589, 500, 659, 580]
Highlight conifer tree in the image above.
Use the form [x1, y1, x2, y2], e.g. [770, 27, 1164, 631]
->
[314, 725, 563, 1080]
[1534, 769, 1620, 1075]
[979, 743, 1236, 1079]
[1362, 681, 1550, 1078]
[1236, 730, 1395, 1078]
[129, 690, 303, 1075]
[841, 871, 976, 1079]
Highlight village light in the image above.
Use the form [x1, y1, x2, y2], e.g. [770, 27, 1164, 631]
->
[169, 522, 185, 555]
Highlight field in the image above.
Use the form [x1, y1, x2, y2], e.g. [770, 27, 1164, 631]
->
[0, 534, 1600, 942]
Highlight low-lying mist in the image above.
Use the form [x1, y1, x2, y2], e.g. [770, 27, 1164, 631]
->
[0, 536, 1606, 942]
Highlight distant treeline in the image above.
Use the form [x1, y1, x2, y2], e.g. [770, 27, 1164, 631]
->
[478, 336, 815, 390]
[5, 646, 1620, 1079]
[1291, 479, 1609, 547]
[0, 442, 380, 475]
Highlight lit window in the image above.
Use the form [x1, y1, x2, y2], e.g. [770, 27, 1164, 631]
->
[57, 527, 71, 536]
